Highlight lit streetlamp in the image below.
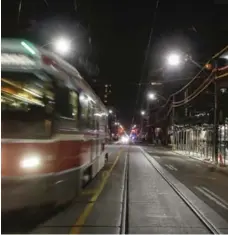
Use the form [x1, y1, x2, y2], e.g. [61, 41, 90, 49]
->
[147, 92, 167, 102]
[40, 36, 74, 56]
[141, 110, 145, 116]
[148, 92, 156, 100]
[166, 53, 181, 67]
[53, 37, 72, 55]
[166, 52, 203, 70]
[140, 111, 146, 137]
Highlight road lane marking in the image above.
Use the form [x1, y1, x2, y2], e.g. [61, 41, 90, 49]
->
[195, 186, 228, 210]
[201, 187, 228, 208]
[165, 164, 177, 171]
[70, 149, 122, 234]
[169, 164, 178, 171]
[195, 176, 216, 180]
[165, 164, 172, 170]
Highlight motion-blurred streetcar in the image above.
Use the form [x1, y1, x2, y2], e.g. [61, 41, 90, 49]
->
[1, 39, 109, 212]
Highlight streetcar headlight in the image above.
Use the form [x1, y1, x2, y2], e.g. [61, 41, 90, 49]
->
[20, 155, 41, 168]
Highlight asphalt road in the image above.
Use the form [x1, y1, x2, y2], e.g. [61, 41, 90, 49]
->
[2, 144, 228, 234]
[143, 145, 228, 224]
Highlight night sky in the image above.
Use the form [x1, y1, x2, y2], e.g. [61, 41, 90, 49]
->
[2, 0, 228, 127]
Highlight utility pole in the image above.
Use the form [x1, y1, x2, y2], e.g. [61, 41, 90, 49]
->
[185, 88, 188, 117]
[140, 115, 144, 135]
[146, 99, 150, 143]
[213, 64, 219, 164]
[172, 95, 175, 150]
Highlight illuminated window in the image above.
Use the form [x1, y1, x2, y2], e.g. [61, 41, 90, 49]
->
[69, 91, 78, 120]
[79, 93, 89, 119]
[88, 102, 95, 129]
[79, 93, 96, 129]
[1, 71, 54, 138]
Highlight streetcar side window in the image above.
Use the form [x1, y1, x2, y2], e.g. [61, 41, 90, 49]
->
[44, 72, 79, 122]
[79, 93, 89, 128]
[88, 102, 95, 129]
[1, 71, 55, 139]
[79, 93, 97, 130]
[55, 87, 72, 118]
[69, 90, 79, 122]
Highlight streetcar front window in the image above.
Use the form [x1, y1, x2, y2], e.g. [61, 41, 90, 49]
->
[1, 71, 54, 139]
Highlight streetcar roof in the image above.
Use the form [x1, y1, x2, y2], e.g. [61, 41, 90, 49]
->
[1, 38, 107, 112]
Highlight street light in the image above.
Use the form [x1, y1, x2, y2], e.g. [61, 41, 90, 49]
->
[141, 110, 145, 116]
[166, 53, 181, 67]
[166, 52, 203, 70]
[53, 37, 71, 55]
[109, 109, 113, 114]
[148, 92, 156, 100]
[147, 92, 167, 102]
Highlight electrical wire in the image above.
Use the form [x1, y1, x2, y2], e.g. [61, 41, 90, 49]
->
[131, 0, 160, 126]
[173, 72, 213, 105]
[171, 45, 228, 97]
[173, 78, 214, 107]
[154, 45, 228, 116]
[150, 46, 228, 125]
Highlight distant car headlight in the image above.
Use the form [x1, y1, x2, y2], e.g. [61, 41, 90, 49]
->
[20, 155, 41, 168]
[120, 136, 129, 144]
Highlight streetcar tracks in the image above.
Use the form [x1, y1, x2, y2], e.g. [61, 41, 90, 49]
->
[195, 186, 228, 210]
[120, 149, 129, 234]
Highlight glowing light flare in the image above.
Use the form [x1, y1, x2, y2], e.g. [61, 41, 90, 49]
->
[53, 38, 71, 55]
[166, 53, 181, 66]
[21, 41, 36, 55]
[20, 156, 41, 169]
[205, 63, 213, 70]
[148, 93, 156, 100]
[120, 136, 129, 144]
[141, 110, 145, 115]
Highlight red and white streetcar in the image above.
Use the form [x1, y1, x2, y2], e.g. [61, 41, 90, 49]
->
[1, 39, 109, 212]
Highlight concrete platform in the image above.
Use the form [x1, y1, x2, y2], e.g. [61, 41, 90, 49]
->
[128, 147, 210, 234]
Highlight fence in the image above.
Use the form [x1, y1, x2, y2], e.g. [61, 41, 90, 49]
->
[172, 124, 228, 164]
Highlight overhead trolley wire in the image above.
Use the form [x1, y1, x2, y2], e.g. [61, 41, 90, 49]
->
[131, 0, 160, 126]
